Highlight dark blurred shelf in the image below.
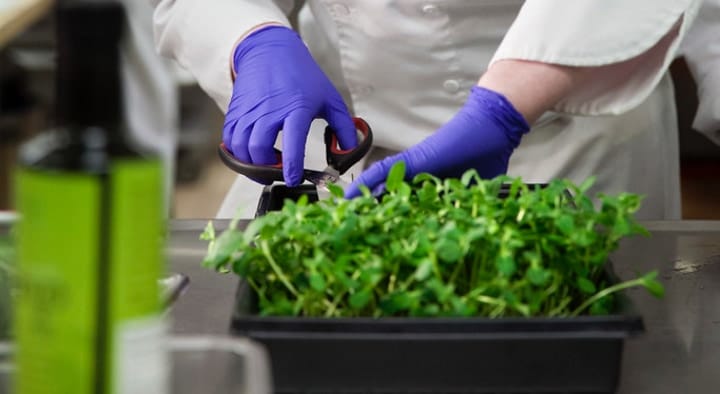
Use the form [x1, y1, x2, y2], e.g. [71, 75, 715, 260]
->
[681, 159, 720, 220]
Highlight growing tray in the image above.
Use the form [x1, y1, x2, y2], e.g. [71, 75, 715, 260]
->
[230, 184, 645, 394]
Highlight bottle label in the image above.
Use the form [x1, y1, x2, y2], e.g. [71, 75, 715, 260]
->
[106, 159, 166, 394]
[14, 158, 167, 394]
[15, 169, 102, 394]
[114, 316, 169, 394]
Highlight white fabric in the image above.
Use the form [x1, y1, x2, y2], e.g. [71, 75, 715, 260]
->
[152, 0, 291, 111]
[122, 0, 179, 209]
[151, 0, 705, 220]
[492, 0, 700, 115]
[507, 74, 681, 219]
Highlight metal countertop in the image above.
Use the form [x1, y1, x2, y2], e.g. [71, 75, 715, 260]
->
[168, 220, 720, 394]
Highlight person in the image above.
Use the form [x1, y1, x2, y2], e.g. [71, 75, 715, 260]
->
[123, 0, 179, 211]
[149, 0, 718, 219]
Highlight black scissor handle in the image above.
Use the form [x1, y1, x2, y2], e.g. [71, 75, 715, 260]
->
[218, 117, 373, 183]
[218, 144, 285, 182]
[324, 117, 373, 174]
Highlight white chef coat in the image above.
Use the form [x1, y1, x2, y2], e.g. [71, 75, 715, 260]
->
[122, 0, 179, 211]
[151, 0, 713, 219]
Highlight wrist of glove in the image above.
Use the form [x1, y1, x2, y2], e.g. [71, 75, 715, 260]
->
[345, 86, 530, 198]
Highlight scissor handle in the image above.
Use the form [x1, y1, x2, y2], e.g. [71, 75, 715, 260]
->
[218, 144, 285, 182]
[324, 117, 373, 174]
[218, 117, 373, 183]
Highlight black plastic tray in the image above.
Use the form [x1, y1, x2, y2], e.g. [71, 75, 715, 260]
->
[253, 184, 319, 218]
[230, 184, 644, 393]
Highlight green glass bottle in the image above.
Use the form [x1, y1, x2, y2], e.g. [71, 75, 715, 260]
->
[13, 2, 167, 394]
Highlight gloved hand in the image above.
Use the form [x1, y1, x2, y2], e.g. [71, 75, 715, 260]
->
[224, 26, 357, 186]
[345, 86, 530, 198]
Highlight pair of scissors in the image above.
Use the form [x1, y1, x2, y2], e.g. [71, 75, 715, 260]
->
[218, 117, 373, 199]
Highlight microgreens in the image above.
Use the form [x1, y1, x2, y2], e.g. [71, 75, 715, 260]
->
[203, 162, 662, 318]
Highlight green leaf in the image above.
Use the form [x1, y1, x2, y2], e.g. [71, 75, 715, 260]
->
[397, 183, 412, 199]
[202, 228, 243, 271]
[612, 217, 632, 237]
[296, 194, 309, 207]
[416, 182, 437, 205]
[326, 182, 344, 198]
[460, 169, 479, 187]
[379, 292, 414, 314]
[526, 267, 550, 286]
[496, 253, 516, 277]
[436, 239, 463, 263]
[365, 234, 384, 245]
[422, 304, 440, 316]
[268, 293, 294, 315]
[631, 221, 651, 237]
[589, 296, 613, 316]
[576, 195, 596, 212]
[200, 221, 215, 241]
[412, 172, 441, 187]
[309, 272, 326, 292]
[427, 278, 454, 302]
[349, 289, 372, 310]
[414, 258, 434, 281]
[509, 177, 522, 198]
[578, 176, 596, 194]
[450, 297, 476, 316]
[577, 277, 597, 294]
[640, 271, 665, 298]
[385, 161, 406, 192]
[232, 253, 253, 276]
[572, 231, 595, 248]
[358, 265, 384, 287]
[555, 214, 575, 235]
[242, 217, 266, 244]
[502, 290, 518, 305]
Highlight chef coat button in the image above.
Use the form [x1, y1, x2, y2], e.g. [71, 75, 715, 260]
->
[421, 4, 441, 16]
[332, 3, 350, 16]
[443, 79, 461, 93]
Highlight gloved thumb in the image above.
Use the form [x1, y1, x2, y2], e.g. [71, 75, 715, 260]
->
[344, 155, 403, 199]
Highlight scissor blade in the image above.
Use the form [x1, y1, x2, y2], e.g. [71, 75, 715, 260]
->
[304, 168, 348, 200]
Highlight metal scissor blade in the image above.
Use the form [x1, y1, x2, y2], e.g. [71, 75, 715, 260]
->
[303, 168, 348, 200]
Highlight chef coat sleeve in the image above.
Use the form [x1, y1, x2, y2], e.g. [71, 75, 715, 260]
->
[678, 0, 720, 143]
[149, 0, 294, 111]
[489, 0, 703, 117]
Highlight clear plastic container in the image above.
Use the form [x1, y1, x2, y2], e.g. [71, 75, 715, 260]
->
[0, 335, 272, 394]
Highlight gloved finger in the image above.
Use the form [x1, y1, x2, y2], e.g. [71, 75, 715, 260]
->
[281, 110, 314, 187]
[324, 98, 357, 150]
[344, 155, 401, 199]
[222, 96, 244, 148]
[222, 121, 233, 152]
[228, 119, 252, 164]
[229, 120, 271, 185]
[249, 116, 283, 165]
[371, 183, 386, 197]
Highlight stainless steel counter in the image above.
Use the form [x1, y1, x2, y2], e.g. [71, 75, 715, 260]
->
[169, 219, 720, 394]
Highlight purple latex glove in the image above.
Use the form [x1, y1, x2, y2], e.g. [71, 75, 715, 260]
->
[345, 86, 530, 198]
[224, 26, 357, 186]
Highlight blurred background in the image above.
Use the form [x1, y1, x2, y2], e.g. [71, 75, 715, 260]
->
[0, 0, 718, 219]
